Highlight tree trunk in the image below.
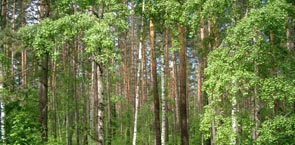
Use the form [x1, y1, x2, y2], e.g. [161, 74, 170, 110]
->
[251, 62, 260, 142]
[171, 49, 179, 143]
[140, 32, 146, 106]
[39, 52, 49, 143]
[39, 0, 50, 143]
[130, 1, 136, 111]
[107, 68, 111, 145]
[51, 46, 57, 141]
[164, 26, 170, 144]
[11, 0, 16, 88]
[74, 38, 80, 145]
[198, 16, 205, 112]
[231, 80, 238, 145]
[1, 0, 7, 28]
[66, 43, 74, 145]
[80, 44, 88, 145]
[0, 65, 5, 144]
[123, 1, 131, 141]
[132, 1, 144, 144]
[96, 63, 104, 145]
[90, 60, 96, 144]
[178, 24, 189, 145]
[21, 0, 27, 90]
[161, 38, 166, 145]
[150, 18, 161, 145]
[91, 59, 104, 145]
[131, 30, 141, 145]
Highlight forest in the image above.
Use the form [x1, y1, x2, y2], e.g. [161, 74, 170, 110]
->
[0, 0, 295, 145]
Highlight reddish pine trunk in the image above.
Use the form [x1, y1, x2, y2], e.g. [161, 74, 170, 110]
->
[150, 19, 161, 145]
[178, 24, 189, 145]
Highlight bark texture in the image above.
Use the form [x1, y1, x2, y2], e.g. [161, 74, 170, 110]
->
[150, 18, 161, 145]
[178, 24, 189, 145]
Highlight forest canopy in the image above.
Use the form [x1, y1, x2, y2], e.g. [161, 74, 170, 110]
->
[0, 0, 295, 145]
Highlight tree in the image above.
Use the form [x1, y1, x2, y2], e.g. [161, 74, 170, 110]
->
[0, 59, 4, 144]
[132, 1, 145, 144]
[161, 25, 168, 145]
[178, 23, 189, 145]
[202, 1, 295, 144]
[1, 0, 294, 144]
[150, 17, 161, 145]
[38, 0, 50, 143]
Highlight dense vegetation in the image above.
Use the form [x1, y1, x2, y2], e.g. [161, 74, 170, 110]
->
[0, 0, 295, 145]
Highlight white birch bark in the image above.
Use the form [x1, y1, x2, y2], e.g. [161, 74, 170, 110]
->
[132, 1, 144, 144]
[231, 79, 237, 145]
[97, 64, 104, 145]
[132, 51, 141, 145]
[90, 60, 96, 145]
[0, 101, 4, 144]
[0, 66, 5, 144]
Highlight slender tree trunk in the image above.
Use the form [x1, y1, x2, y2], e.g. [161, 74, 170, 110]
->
[251, 86, 260, 142]
[21, 0, 27, 91]
[74, 38, 80, 145]
[96, 63, 104, 145]
[39, 52, 49, 143]
[39, 0, 50, 143]
[66, 43, 74, 145]
[231, 80, 238, 145]
[164, 26, 170, 144]
[0, 65, 5, 144]
[90, 60, 96, 144]
[161, 37, 166, 145]
[81, 45, 88, 145]
[132, 1, 144, 144]
[178, 24, 189, 145]
[107, 69, 111, 145]
[150, 18, 161, 145]
[131, 27, 142, 145]
[51, 45, 57, 141]
[107, 57, 115, 145]
[251, 61, 260, 142]
[130, 2, 136, 111]
[198, 16, 205, 113]
[161, 24, 170, 145]
[140, 34, 146, 106]
[124, 32, 131, 144]
[123, 2, 131, 140]
[0, 0, 7, 143]
[171, 49, 179, 143]
[1, 0, 7, 28]
[11, 0, 16, 88]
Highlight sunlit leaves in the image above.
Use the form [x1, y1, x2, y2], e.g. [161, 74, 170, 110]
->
[258, 115, 295, 145]
[19, 12, 126, 65]
[202, 0, 295, 143]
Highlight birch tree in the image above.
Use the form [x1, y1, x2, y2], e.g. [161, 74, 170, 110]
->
[202, 1, 295, 144]
[0, 63, 4, 144]
[132, 1, 145, 144]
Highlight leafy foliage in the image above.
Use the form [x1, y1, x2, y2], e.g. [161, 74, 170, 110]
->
[5, 88, 41, 145]
[20, 14, 116, 61]
[202, 0, 295, 143]
[258, 115, 295, 145]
